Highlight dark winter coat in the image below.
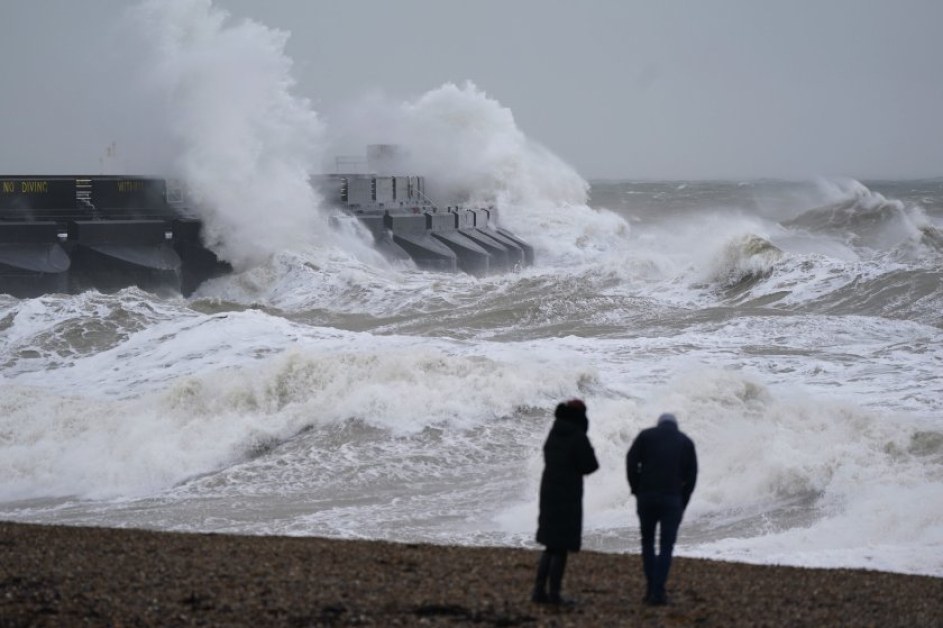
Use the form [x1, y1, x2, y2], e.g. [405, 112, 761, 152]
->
[536, 404, 599, 551]
[626, 420, 698, 508]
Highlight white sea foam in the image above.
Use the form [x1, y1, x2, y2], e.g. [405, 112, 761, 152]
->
[2, 0, 942, 580]
[496, 367, 943, 576]
[0, 306, 597, 501]
[3, 287, 940, 577]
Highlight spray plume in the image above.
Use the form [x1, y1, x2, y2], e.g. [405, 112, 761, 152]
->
[131, 0, 327, 269]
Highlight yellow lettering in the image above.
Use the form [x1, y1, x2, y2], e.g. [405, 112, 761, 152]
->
[20, 181, 49, 193]
[1, 181, 14, 193]
[117, 180, 145, 193]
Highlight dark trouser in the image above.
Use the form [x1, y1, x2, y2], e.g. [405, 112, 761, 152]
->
[532, 547, 568, 602]
[636, 493, 683, 602]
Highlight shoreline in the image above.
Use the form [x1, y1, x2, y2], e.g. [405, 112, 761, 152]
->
[2, 521, 940, 626]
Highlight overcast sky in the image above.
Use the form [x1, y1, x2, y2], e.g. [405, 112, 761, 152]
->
[2, 0, 942, 180]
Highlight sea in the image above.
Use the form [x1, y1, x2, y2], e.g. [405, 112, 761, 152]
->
[1, 0, 942, 580]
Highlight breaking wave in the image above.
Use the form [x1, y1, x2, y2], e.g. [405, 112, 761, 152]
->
[2, 0, 941, 579]
[786, 178, 941, 261]
[704, 234, 783, 294]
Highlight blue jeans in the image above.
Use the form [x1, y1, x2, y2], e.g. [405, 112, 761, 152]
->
[636, 493, 683, 601]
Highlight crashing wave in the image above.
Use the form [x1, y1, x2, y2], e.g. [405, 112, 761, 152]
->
[893, 222, 943, 261]
[706, 234, 783, 293]
[785, 179, 936, 257]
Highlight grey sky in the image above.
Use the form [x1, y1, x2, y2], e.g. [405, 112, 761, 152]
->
[2, 0, 942, 180]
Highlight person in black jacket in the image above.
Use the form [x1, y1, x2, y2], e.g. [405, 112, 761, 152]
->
[626, 412, 698, 606]
[532, 399, 599, 605]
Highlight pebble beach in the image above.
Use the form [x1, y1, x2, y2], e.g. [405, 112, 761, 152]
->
[2, 521, 940, 626]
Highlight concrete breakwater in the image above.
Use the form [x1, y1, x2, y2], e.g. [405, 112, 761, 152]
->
[0, 172, 532, 298]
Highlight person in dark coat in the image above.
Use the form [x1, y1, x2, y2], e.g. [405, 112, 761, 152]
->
[626, 412, 698, 606]
[532, 399, 599, 604]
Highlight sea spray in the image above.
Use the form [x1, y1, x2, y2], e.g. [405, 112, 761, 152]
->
[131, 0, 327, 269]
[325, 82, 626, 265]
[397, 82, 589, 209]
[329, 81, 589, 210]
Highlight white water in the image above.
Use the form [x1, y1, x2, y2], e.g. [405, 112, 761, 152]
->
[1, 0, 941, 579]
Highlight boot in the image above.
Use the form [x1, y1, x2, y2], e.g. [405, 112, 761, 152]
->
[547, 551, 574, 605]
[531, 551, 551, 603]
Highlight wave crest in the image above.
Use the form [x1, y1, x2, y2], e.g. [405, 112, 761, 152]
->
[786, 179, 938, 261]
[706, 234, 783, 291]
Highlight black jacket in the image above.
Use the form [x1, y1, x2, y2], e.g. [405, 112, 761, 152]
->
[626, 421, 698, 508]
[536, 404, 599, 551]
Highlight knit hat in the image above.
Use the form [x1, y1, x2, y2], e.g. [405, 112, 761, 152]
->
[556, 399, 586, 419]
[566, 399, 586, 412]
[554, 399, 588, 430]
[657, 412, 677, 426]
